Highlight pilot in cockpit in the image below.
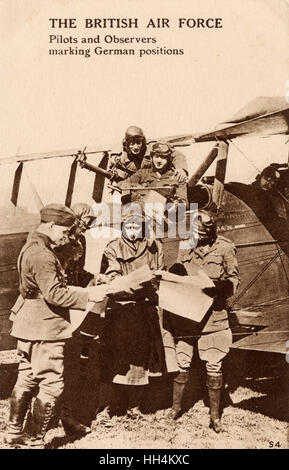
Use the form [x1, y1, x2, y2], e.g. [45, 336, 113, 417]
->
[252, 164, 289, 221]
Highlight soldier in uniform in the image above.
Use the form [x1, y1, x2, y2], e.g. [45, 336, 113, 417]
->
[119, 141, 188, 239]
[165, 210, 239, 432]
[67, 203, 107, 376]
[119, 141, 188, 206]
[252, 164, 289, 221]
[55, 202, 96, 287]
[108, 126, 188, 185]
[98, 212, 166, 420]
[54, 203, 98, 435]
[4, 204, 106, 448]
[229, 165, 289, 245]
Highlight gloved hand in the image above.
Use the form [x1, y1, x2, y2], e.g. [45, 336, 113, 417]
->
[168, 263, 188, 276]
[174, 168, 188, 184]
[202, 280, 233, 298]
[202, 286, 218, 297]
[214, 279, 233, 297]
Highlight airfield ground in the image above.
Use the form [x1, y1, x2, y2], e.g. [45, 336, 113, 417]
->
[0, 345, 288, 450]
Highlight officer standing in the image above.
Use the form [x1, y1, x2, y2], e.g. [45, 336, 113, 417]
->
[108, 126, 188, 184]
[4, 204, 106, 448]
[165, 210, 239, 432]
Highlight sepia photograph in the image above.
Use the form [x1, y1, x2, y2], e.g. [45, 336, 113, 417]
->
[0, 0, 288, 454]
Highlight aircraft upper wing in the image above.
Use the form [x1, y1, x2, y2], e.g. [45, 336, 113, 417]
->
[0, 146, 111, 165]
[1, 97, 288, 163]
[220, 96, 289, 123]
[165, 96, 289, 145]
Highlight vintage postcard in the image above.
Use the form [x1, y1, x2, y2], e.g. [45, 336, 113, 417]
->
[0, 0, 288, 454]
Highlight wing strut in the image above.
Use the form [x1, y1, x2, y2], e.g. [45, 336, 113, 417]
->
[188, 143, 219, 188]
[65, 157, 78, 207]
[212, 140, 229, 210]
[92, 152, 109, 203]
[11, 163, 23, 208]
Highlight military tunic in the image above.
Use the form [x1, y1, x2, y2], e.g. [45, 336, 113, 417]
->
[108, 143, 188, 183]
[165, 235, 239, 374]
[100, 236, 166, 385]
[12, 231, 89, 341]
[11, 231, 89, 401]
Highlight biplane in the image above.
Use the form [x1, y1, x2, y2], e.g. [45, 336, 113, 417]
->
[0, 96, 289, 355]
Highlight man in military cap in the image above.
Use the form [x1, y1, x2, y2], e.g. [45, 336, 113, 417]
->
[165, 210, 239, 432]
[108, 126, 188, 185]
[4, 204, 106, 448]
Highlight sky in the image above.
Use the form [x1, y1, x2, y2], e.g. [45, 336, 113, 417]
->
[0, 0, 288, 210]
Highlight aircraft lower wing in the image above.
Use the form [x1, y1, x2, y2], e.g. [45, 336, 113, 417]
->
[231, 298, 289, 354]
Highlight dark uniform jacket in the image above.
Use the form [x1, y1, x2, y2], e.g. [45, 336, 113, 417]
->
[120, 167, 187, 206]
[11, 231, 89, 341]
[108, 143, 188, 183]
[55, 234, 94, 287]
[177, 235, 239, 333]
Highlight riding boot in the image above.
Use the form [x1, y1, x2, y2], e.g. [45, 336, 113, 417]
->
[206, 374, 223, 433]
[95, 383, 119, 427]
[29, 397, 56, 448]
[167, 371, 189, 420]
[61, 406, 91, 436]
[4, 388, 33, 446]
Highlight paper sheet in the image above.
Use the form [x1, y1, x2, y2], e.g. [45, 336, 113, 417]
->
[69, 265, 153, 331]
[158, 268, 214, 322]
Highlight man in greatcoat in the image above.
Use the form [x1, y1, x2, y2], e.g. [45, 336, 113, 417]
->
[98, 212, 166, 421]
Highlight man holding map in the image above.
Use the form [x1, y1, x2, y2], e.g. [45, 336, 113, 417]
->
[163, 210, 239, 433]
[4, 204, 107, 448]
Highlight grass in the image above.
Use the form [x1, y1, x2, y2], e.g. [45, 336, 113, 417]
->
[0, 346, 288, 450]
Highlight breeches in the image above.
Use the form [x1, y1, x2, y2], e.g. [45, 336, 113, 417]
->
[14, 339, 66, 402]
[176, 329, 232, 375]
